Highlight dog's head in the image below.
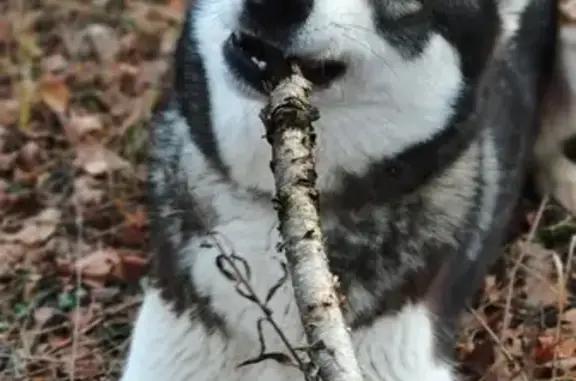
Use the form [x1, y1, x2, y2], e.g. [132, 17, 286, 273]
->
[191, 0, 501, 98]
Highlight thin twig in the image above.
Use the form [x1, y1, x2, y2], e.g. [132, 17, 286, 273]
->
[469, 307, 528, 381]
[210, 233, 308, 372]
[70, 197, 84, 381]
[501, 196, 549, 338]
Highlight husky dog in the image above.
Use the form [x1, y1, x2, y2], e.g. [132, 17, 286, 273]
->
[120, 0, 557, 380]
[534, 25, 576, 216]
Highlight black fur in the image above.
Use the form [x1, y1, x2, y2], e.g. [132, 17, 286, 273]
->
[241, 0, 314, 45]
[173, 6, 228, 176]
[145, 0, 557, 370]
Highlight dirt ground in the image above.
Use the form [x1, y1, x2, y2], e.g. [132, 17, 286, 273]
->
[0, 0, 574, 380]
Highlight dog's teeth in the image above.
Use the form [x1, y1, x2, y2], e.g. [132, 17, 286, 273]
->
[250, 56, 267, 70]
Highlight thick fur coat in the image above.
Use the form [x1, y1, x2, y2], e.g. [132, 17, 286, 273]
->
[120, 0, 557, 380]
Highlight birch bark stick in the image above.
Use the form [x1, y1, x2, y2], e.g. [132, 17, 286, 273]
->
[260, 68, 363, 381]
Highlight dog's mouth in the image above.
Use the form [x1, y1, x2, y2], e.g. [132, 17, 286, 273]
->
[223, 32, 347, 94]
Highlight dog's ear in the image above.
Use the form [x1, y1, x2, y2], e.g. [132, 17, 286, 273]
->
[534, 25, 576, 216]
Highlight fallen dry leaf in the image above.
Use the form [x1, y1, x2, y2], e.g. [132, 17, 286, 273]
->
[533, 335, 557, 365]
[83, 24, 119, 63]
[75, 249, 121, 281]
[517, 242, 567, 308]
[0, 17, 12, 44]
[0, 99, 20, 126]
[0, 151, 18, 171]
[38, 76, 70, 116]
[68, 307, 94, 331]
[61, 345, 105, 379]
[33, 306, 58, 328]
[482, 275, 500, 304]
[556, 337, 576, 358]
[41, 54, 69, 75]
[0, 243, 26, 279]
[64, 112, 104, 144]
[16, 32, 41, 58]
[62, 249, 148, 286]
[73, 175, 105, 205]
[18, 140, 44, 170]
[116, 203, 147, 229]
[0, 208, 61, 245]
[166, 0, 184, 13]
[561, 0, 576, 21]
[116, 225, 147, 246]
[119, 97, 146, 135]
[118, 253, 149, 281]
[74, 142, 130, 175]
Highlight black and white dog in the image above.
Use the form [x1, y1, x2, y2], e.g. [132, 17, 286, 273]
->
[120, 0, 557, 380]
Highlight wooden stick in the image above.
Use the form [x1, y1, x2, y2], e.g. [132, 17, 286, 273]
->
[260, 68, 362, 381]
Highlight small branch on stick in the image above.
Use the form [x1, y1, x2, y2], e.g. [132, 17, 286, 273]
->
[260, 65, 363, 381]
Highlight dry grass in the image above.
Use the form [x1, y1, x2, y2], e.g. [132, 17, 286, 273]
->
[0, 0, 574, 380]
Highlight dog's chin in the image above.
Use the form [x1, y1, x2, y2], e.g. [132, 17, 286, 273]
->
[222, 31, 347, 95]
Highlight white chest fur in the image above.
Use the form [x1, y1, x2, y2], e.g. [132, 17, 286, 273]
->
[120, 0, 538, 380]
[122, 112, 457, 381]
[122, 288, 454, 381]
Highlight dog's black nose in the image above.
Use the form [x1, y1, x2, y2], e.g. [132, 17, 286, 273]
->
[242, 0, 313, 37]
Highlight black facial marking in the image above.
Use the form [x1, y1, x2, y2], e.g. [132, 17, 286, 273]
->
[431, 0, 501, 81]
[240, 0, 313, 47]
[369, 0, 432, 57]
[223, 32, 347, 94]
[325, 94, 478, 210]
[321, 0, 501, 209]
[174, 6, 228, 176]
[563, 135, 576, 163]
[147, 96, 228, 335]
[369, 0, 501, 70]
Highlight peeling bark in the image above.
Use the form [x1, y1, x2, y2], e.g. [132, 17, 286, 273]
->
[260, 68, 363, 381]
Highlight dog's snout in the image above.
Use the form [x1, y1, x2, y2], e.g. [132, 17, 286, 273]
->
[243, 0, 313, 36]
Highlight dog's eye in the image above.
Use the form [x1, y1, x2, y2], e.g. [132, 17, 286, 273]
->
[383, 0, 423, 19]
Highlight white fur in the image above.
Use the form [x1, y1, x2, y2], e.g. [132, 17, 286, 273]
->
[123, 108, 455, 380]
[467, 130, 500, 259]
[123, 286, 453, 381]
[462, 0, 533, 258]
[121, 0, 536, 380]
[120, 288, 303, 381]
[196, 0, 463, 193]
